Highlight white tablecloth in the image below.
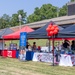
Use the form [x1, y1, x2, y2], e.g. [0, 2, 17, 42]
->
[32, 52, 75, 66]
[32, 53, 53, 63]
[59, 54, 73, 67]
[41, 46, 52, 52]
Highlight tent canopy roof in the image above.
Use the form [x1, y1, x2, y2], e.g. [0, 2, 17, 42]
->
[3, 26, 34, 39]
[0, 28, 14, 39]
[60, 24, 75, 33]
[27, 21, 64, 39]
[27, 21, 75, 39]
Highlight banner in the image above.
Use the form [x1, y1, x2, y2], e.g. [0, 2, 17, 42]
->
[32, 53, 53, 63]
[59, 54, 73, 66]
[20, 32, 27, 47]
[7, 51, 12, 57]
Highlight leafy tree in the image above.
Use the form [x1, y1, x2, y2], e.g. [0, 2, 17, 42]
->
[70, 0, 75, 2]
[0, 10, 27, 29]
[27, 3, 68, 23]
[0, 14, 11, 29]
[17, 10, 27, 24]
[2, 14, 11, 22]
[10, 14, 19, 27]
[59, 4, 67, 16]
[0, 3, 69, 28]
[0, 18, 8, 29]
[10, 10, 27, 27]
[27, 7, 41, 23]
[27, 4, 57, 23]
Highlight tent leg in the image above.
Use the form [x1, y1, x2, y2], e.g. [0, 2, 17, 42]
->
[52, 35, 55, 66]
[48, 39, 50, 52]
[2, 38, 4, 57]
[2, 38, 4, 50]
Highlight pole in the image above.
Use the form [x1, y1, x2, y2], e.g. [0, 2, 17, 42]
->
[52, 35, 55, 66]
[2, 38, 4, 50]
[2, 38, 4, 57]
[18, 14, 22, 30]
[48, 39, 50, 52]
[19, 21, 21, 30]
[57, 7, 59, 17]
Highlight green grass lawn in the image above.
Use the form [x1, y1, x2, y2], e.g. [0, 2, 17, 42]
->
[5, 39, 48, 46]
[0, 57, 75, 75]
[5, 39, 62, 47]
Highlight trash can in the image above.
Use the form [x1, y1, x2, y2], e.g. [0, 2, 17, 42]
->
[26, 51, 34, 60]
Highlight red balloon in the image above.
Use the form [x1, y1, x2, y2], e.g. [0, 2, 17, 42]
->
[49, 31, 53, 36]
[48, 25, 52, 28]
[50, 26, 55, 31]
[53, 29, 58, 35]
[47, 24, 59, 36]
[47, 32, 51, 36]
[46, 27, 50, 32]
[55, 27, 59, 31]
[53, 25, 58, 28]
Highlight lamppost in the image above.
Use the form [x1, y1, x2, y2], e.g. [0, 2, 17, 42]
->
[18, 14, 22, 30]
[57, 7, 60, 17]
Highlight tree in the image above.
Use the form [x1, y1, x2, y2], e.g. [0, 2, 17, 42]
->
[70, 0, 75, 2]
[27, 4, 57, 23]
[10, 10, 27, 27]
[0, 3, 69, 28]
[2, 14, 11, 22]
[59, 4, 67, 16]
[0, 18, 8, 29]
[0, 14, 11, 29]
[27, 3, 68, 23]
[10, 14, 19, 27]
[17, 10, 27, 24]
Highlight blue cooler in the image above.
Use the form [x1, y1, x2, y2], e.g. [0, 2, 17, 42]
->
[26, 51, 34, 60]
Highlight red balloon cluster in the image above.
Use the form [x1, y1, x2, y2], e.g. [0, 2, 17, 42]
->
[46, 24, 59, 37]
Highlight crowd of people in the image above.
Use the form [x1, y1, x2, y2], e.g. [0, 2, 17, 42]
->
[19, 41, 41, 61]
[55, 39, 75, 55]
[4, 43, 18, 50]
[10, 39, 75, 61]
[25, 41, 41, 52]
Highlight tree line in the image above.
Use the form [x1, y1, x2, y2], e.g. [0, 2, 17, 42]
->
[0, 0, 74, 29]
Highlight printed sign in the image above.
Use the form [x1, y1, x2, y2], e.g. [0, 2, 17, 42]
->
[33, 53, 53, 63]
[20, 32, 27, 47]
[7, 51, 12, 57]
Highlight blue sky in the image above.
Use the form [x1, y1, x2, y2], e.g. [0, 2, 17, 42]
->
[0, 0, 70, 17]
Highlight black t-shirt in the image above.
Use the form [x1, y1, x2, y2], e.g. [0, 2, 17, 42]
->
[71, 44, 75, 50]
[26, 44, 29, 49]
[63, 42, 69, 48]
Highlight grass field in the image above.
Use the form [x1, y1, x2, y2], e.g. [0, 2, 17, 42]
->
[5, 39, 48, 46]
[5, 39, 61, 47]
[0, 57, 75, 75]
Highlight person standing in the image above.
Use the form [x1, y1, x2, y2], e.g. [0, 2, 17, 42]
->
[71, 40, 75, 50]
[71, 40, 75, 54]
[62, 39, 70, 53]
[32, 42, 37, 51]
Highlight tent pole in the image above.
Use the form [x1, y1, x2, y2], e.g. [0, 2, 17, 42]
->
[48, 39, 50, 52]
[11, 40, 13, 43]
[2, 38, 4, 50]
[52, 35, 55, 66]
[2, 38, 4, 57]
